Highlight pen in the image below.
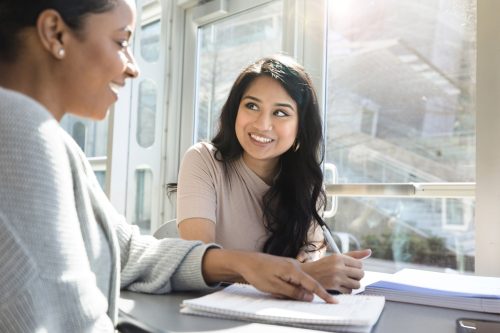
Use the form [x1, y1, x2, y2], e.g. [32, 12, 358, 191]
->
[321, 224, 341, 254]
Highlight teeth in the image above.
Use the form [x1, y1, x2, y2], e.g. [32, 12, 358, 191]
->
[109, 83, 121, 94]
[250, 134, 273, 143]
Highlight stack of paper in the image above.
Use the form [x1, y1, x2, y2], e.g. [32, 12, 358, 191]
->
[363, 269, 500, 313]
[181, 284, 385, 333]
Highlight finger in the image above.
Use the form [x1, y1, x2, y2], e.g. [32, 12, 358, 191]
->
[345, 266, 365, 280]
[341, 255, 363, 269]
[288, 271, 337, 304]
[271, 293, 286, 299]
[345, 249, 372, 260]
[273, 276, 315, 301]
[340, 277, 361, 290]
[325, 272, 361, 291]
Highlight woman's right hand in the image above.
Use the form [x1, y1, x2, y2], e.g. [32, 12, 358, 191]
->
[300, 249, 371, 294]
[201, 249, 336, 304]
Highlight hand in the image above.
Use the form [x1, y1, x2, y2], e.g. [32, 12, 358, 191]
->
[202, 249, 335, 304]
[300, 249, 371, 294]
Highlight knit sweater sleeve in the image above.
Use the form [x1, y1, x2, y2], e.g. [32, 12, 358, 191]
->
[115, 221, 220, 292]
[60, 118, 221, 293]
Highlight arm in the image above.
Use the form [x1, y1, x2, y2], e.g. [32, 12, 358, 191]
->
[176, 144, 219, 242]
[115, 216, 335, 303]
[201, 248, 335, 303]
[178, 217, 367, 295]
[116, 219, 218, 292]
[178, 217, 216, 243]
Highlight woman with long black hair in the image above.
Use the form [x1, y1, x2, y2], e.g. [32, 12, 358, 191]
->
[177, 55, 370, 291]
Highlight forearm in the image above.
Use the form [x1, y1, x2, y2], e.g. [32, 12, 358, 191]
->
[201, 248, 249, 284]
[201, 248, 335, 303]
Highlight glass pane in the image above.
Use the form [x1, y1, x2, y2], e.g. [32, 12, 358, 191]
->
[141, 20, 161, 62]
[134, 168, 153, 233]
[326, 0, 476, 272]
[329, 197, 474, 272]
[137, 79, 157, 148]
[60, 114, 109, 158]
[94, 170, 107, 190]
[195, 1, 284, 142]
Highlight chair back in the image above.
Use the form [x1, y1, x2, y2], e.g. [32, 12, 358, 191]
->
[153, 219, 178, 239]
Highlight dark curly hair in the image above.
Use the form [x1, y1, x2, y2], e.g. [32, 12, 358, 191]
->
[212, 54, 327, 258]
[0, 0, 116, 62]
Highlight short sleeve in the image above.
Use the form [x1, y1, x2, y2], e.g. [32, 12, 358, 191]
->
[177, 144, 219, 224]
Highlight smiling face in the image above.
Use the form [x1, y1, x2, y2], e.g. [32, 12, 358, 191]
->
[61, 0, 138, 120]
[235, 76, 299, 178]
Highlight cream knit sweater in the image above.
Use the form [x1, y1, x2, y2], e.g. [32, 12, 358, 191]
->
[0, 87, 215, 332]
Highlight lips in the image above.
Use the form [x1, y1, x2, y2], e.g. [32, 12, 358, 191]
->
[249, 133, 274, 143]
[109, 82, 123, 94]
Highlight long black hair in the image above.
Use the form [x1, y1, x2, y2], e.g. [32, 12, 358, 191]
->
[212, 55, 327, 258]
[0, 0, 116, 62]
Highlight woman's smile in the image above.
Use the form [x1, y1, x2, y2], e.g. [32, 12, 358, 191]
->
[249, 133, 274, 144]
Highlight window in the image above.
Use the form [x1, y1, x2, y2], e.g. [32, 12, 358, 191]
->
[112, 0, 499, 276]
[60, 114, 109, 190]
[137, 79, 157, 148]
[108, 0, 165, 232]
[141, 20, 161, 62]
[134, 168, 153, 233]
[325, 0, 476, 273]
[193, 1, 284, 142]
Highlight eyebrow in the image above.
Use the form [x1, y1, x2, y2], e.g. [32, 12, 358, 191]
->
[242, 95, 296, 111]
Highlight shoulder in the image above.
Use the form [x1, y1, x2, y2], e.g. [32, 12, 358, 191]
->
[186, 141, 216, 156]
[0, 88, 70, 179]
[183, 142, 219, 165]
[0, 87, 59, 139]
[179, 142, 227, 183]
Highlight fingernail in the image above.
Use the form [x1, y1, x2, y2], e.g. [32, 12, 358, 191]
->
[302, 293, 313, 302]
[361, 249, 372, 260]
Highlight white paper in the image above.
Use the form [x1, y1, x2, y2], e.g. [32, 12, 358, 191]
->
[181, 284, 385, 333]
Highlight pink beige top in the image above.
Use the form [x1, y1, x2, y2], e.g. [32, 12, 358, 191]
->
[177, 142, 323, 259]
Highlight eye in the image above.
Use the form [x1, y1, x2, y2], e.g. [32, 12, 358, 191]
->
[117, 40, 129, 49]
[245, 102, 258, 111]
[274, 109, 289, 117]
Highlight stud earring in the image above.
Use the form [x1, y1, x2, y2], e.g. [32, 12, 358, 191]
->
[57, 48, 65, 58]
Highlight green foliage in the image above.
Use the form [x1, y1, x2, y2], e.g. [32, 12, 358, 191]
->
[361, 232, 462, 269]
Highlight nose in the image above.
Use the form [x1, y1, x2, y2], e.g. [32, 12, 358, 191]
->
[253, 111, 272, 131]
[125, 52, 140, 78]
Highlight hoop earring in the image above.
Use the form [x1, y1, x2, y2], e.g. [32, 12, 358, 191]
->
[293, 141, 301, 152]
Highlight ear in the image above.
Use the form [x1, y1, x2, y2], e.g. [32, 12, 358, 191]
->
[36, 9, 70, 60]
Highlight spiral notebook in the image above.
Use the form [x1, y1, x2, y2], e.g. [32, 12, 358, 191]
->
[181, 284, 385, 333]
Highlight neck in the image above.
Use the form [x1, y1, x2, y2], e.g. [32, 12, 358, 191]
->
[0, 51, 65, 121]
[242, 153, 280, 185]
